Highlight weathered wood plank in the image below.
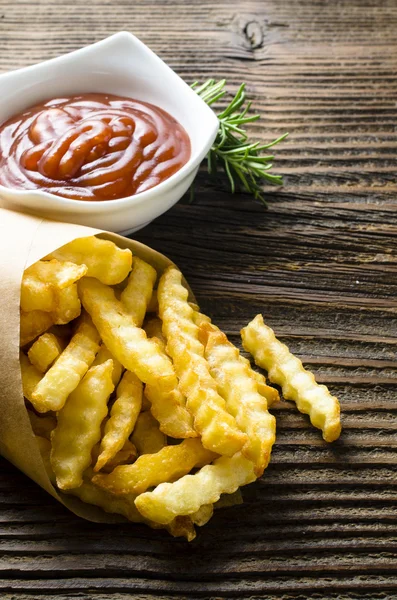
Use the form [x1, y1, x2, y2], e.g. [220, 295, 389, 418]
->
[0, 0, 396, 597]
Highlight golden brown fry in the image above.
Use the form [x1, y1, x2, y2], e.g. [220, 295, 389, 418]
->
[135, 452, 256, 525]
[144, 380, 196, 439]
[144, 317, 166, 347]
[28, 410, 57, 440]
[21, 260, 87, 312]
[31, 314, 101, 413]
[20, 310, 54, 347]
[120, 257, 157, 326]
[241, 314, 342, 442]
[92, 439, 137, 473]
[245, 363, 280, 408]
[93, 438, 217, 495]
[131, 411, 166, 455]
[192, 310, 279, 405]
[20, 352, 42, 403]
[200, 322, 276, 476]
[51, 283, 81, 325]
[78, 277, 176, 391]
[47, 236, 132, 285]
[94, 371, 143, 472]
[92, 344, 123, 387]
[146, 289, 158, 313]
[51, 360, 114, 490]
[28, 333, 65, 373]
[158, 266, 246, 456]
[38, 437, 194, 540]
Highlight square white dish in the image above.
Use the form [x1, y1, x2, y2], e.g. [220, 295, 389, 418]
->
[0, 32, 219, 234]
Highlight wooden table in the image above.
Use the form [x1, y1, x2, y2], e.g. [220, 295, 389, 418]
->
[1, 1, 397, 598]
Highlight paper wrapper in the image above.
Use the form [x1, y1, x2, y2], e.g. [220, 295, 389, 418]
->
[0, 207, 193, 523]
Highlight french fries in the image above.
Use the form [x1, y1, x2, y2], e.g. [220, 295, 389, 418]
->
[28, 333, 65, 373]
[120, 257, 157, 326]
[78, 277, 177, 391]
[17, 234, 342, 540]
[93, 438, 217, 495]
[46, 236, 132, 285]
[20, 309, 54, 347]
[200, 322, 276, 476]
[51, 360, 114, 490]
[31, 314, 101, 413]
[131, 411, 167, 455]
[241, 314, 342, 442]
[158, 266, 247, 456]
[21, 260, 87, 313]
[94, 371, 142, 472]
[135, 453, 256, 525]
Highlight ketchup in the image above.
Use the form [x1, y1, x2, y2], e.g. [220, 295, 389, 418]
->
[0, 94, 191, 201]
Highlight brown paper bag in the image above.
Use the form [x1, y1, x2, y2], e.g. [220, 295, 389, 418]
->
[0, 206, 189, 523]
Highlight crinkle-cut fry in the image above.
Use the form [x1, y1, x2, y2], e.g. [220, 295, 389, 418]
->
[246, 363, 280, 408]
[190, 504, 214, 527]
[28, 410, 56, 440]
[31, 314, 101, 413]
[28, 333, 65, 373]
[25, 259, 88, 289]
[144, 317, 166, 347]
[241, 314, 341, 442]
[21, 260, 87, 313]
[192, 310, 279, 407]
[78, 277, 177, 391]
[20, 352, 43, 403]
[93, 438, 217, 495]
[51, 360, 114, 490]
[147, 289, 158, 313]
[191, 309, 211, 327]
[91, 439, 137, 473]
[38, 441, 193, 540]
[92, 344, 123, 386]
[158, 266, 247, 456]
[120, 257, 157, 326]
[20, 310, 54, 347]
[46, 236, 132, 285]
[51, 283, 81, 325]
[94, 371, 143, 472]
[200, 322, 276, 476]
[131, 411, 166, 455]
[214, 489, 243, 510]
[144, 382, 196, 439]
[135, 452, 256, 525]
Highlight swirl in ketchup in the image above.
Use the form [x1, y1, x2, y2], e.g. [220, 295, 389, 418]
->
[0, 93, 191, 201]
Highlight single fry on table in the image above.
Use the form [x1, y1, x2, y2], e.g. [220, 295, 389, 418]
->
[241, 314, 341, 442]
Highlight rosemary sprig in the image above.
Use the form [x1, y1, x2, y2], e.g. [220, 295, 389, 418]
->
[191, 79, 287, 206]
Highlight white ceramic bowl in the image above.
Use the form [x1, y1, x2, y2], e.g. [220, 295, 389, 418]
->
[0, 32, 219, 234]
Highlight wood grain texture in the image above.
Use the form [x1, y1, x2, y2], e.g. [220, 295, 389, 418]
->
[0, 0, 397, 598]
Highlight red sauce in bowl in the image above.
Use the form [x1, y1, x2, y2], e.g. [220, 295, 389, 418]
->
[0, 93, 191, 201]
